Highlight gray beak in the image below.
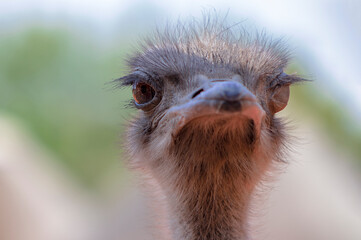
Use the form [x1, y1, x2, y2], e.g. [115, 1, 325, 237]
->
[190, 81, 257, 112]
[164, 80, 265, 136]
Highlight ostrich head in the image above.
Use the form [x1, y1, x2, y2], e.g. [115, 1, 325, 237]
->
[117, 18, 305, 240]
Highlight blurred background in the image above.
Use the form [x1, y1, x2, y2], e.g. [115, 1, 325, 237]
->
[0, 0, 360, 240]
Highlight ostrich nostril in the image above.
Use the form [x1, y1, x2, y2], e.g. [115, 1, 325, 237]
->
[191, 88, 204, 99]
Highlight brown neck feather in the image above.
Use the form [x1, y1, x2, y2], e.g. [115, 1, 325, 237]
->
[166, 157, 254, 240]
[147, 119, 269, 240]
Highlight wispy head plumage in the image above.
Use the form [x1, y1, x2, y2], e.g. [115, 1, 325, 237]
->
[118, 14, 308, 240]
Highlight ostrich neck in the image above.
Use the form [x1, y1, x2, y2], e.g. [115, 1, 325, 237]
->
[146, 120, 269, 240]
[158, 152, 260, 240]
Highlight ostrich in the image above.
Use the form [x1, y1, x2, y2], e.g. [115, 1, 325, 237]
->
[117, 18, 306, 240]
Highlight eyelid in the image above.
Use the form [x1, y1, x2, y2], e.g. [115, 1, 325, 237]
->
[121, 72, 152, 87]
[269, 72, 287, 88]
[119, 74, 140, 86]
[132, 77, 158, 91]
[133, 70, 152, 80]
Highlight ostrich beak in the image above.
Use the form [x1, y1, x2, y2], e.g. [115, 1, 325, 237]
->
[165, 80, 266, 136]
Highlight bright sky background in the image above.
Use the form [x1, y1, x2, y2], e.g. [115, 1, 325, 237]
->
[1, 0, 361, 120]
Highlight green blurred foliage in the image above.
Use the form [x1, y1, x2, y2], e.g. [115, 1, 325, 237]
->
[292, 84, 361, 162]
[0, 27, 134, 188]
[287, 64, 361, 164]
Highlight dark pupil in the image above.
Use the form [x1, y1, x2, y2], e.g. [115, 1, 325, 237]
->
[133, 83, 155, 104]
[141, 85, 147, 94]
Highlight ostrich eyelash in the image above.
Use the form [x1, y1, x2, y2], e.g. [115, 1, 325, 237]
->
[117, 70, 162, 89]
[268, 72, 307, 89]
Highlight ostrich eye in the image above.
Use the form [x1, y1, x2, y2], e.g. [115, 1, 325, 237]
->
[132, 82, 156, 105]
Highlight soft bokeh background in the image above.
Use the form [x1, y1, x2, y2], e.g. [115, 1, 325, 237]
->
[1, 1, 360, 240]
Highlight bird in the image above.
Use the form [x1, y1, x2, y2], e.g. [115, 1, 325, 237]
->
[116, 16, 306, 240]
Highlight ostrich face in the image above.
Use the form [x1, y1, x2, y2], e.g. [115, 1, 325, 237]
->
[119, 22, 305, 181]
